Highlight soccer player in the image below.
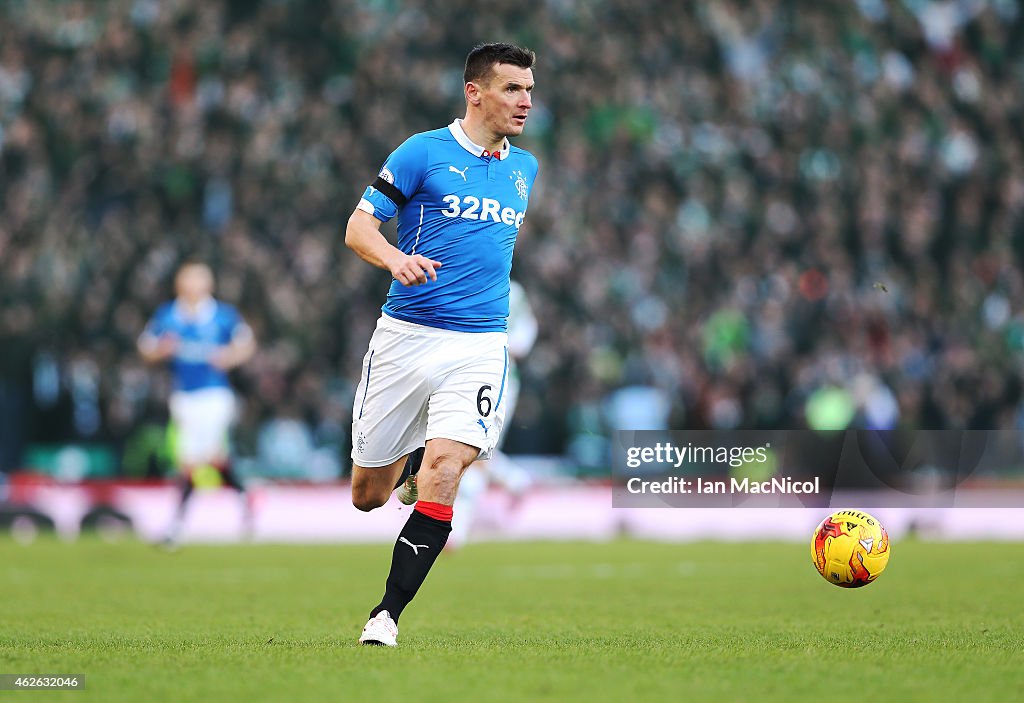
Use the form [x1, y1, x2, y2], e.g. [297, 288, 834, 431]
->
[345, 43, 539, 647]
[138, 261, 256, 546]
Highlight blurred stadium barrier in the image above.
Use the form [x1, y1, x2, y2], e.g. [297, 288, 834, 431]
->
[5, 474, 1024, 543]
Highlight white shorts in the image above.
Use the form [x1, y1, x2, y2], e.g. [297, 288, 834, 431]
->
[169, 386, 236, 467]
[351, 315, 509, 468]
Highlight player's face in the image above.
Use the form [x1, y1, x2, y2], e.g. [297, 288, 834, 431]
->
[176, 265, 214, 305]
[477, 64, 534, 138]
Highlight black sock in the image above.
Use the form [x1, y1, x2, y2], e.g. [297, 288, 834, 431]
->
[392, 446, 425, 490]
[221, 466, 245, 492]
[218, 468, 255, 532]
[167, 475, 195, 539]
[177, 476, 195, 515]
[371, 508, 451, 623]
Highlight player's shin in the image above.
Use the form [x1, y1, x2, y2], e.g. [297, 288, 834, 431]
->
[166, 473, 195, 541]
[370, 501, 452, 622]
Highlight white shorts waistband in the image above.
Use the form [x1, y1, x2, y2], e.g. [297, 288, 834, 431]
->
[378, 314, 507, 343]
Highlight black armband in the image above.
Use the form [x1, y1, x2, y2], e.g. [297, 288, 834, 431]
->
[372, 177, 408, 207]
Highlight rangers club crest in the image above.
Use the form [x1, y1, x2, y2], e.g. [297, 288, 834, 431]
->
[512, 170, 529, 201]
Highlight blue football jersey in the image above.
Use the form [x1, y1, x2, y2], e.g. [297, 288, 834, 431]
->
[141, 299, 250, 392]
[358, 119, 539, 332]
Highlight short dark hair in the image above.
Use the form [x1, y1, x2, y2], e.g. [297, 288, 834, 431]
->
[464, 43, 535, 85]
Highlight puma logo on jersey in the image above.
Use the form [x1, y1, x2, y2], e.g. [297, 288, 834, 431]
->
[440, 195, 526, 229]
[448, 165, 469, 181]
[399, 537, 430, 556]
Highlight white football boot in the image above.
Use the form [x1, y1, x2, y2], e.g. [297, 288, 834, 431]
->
[358, 610, 398, 647]
[395, 448, 424, 506]
[395, 474, 418, 505]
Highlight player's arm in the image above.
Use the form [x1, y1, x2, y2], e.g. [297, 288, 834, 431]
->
[211, 320, 256, 371]
[138, 335, 177, 364]
[347, 136, 441, 286]
[137, 316, 177, 364]
[345, 208, 441, 286]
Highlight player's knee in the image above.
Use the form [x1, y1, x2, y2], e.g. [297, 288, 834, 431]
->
[428, 452, 471, 480]
[352, 494, 386, 512]
[351, 486, 388, 512]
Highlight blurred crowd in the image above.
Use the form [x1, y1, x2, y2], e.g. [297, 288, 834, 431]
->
[3, 0, 1024, 475]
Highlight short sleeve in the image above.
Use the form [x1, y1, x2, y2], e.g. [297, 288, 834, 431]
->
[358, 135, 430, 223]
[138, 305, 170, 350]
[219, 305, 253, 343]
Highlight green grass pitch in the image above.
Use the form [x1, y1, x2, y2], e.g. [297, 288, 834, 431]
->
[0, 537, 1021, 702]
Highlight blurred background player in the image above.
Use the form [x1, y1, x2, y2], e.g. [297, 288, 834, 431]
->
[137, 261, 256, 546]
[450, 280, 537, 548]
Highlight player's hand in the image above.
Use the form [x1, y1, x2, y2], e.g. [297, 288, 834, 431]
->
[209, 346, 236, 370]
[154, 335, 179, 359]
[209, 348, 228, 370]
[387, 253, 442, 286]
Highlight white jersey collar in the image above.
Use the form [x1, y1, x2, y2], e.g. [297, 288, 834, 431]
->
[173, 296, 217, 325]
[448, 119, 510, 160]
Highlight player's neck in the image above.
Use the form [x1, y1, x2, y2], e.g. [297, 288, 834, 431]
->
[177, 296, 214, 317]
[459, 116, 504, 154]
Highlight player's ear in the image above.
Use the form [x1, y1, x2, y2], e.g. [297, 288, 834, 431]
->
[466, 81, 482, 107]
